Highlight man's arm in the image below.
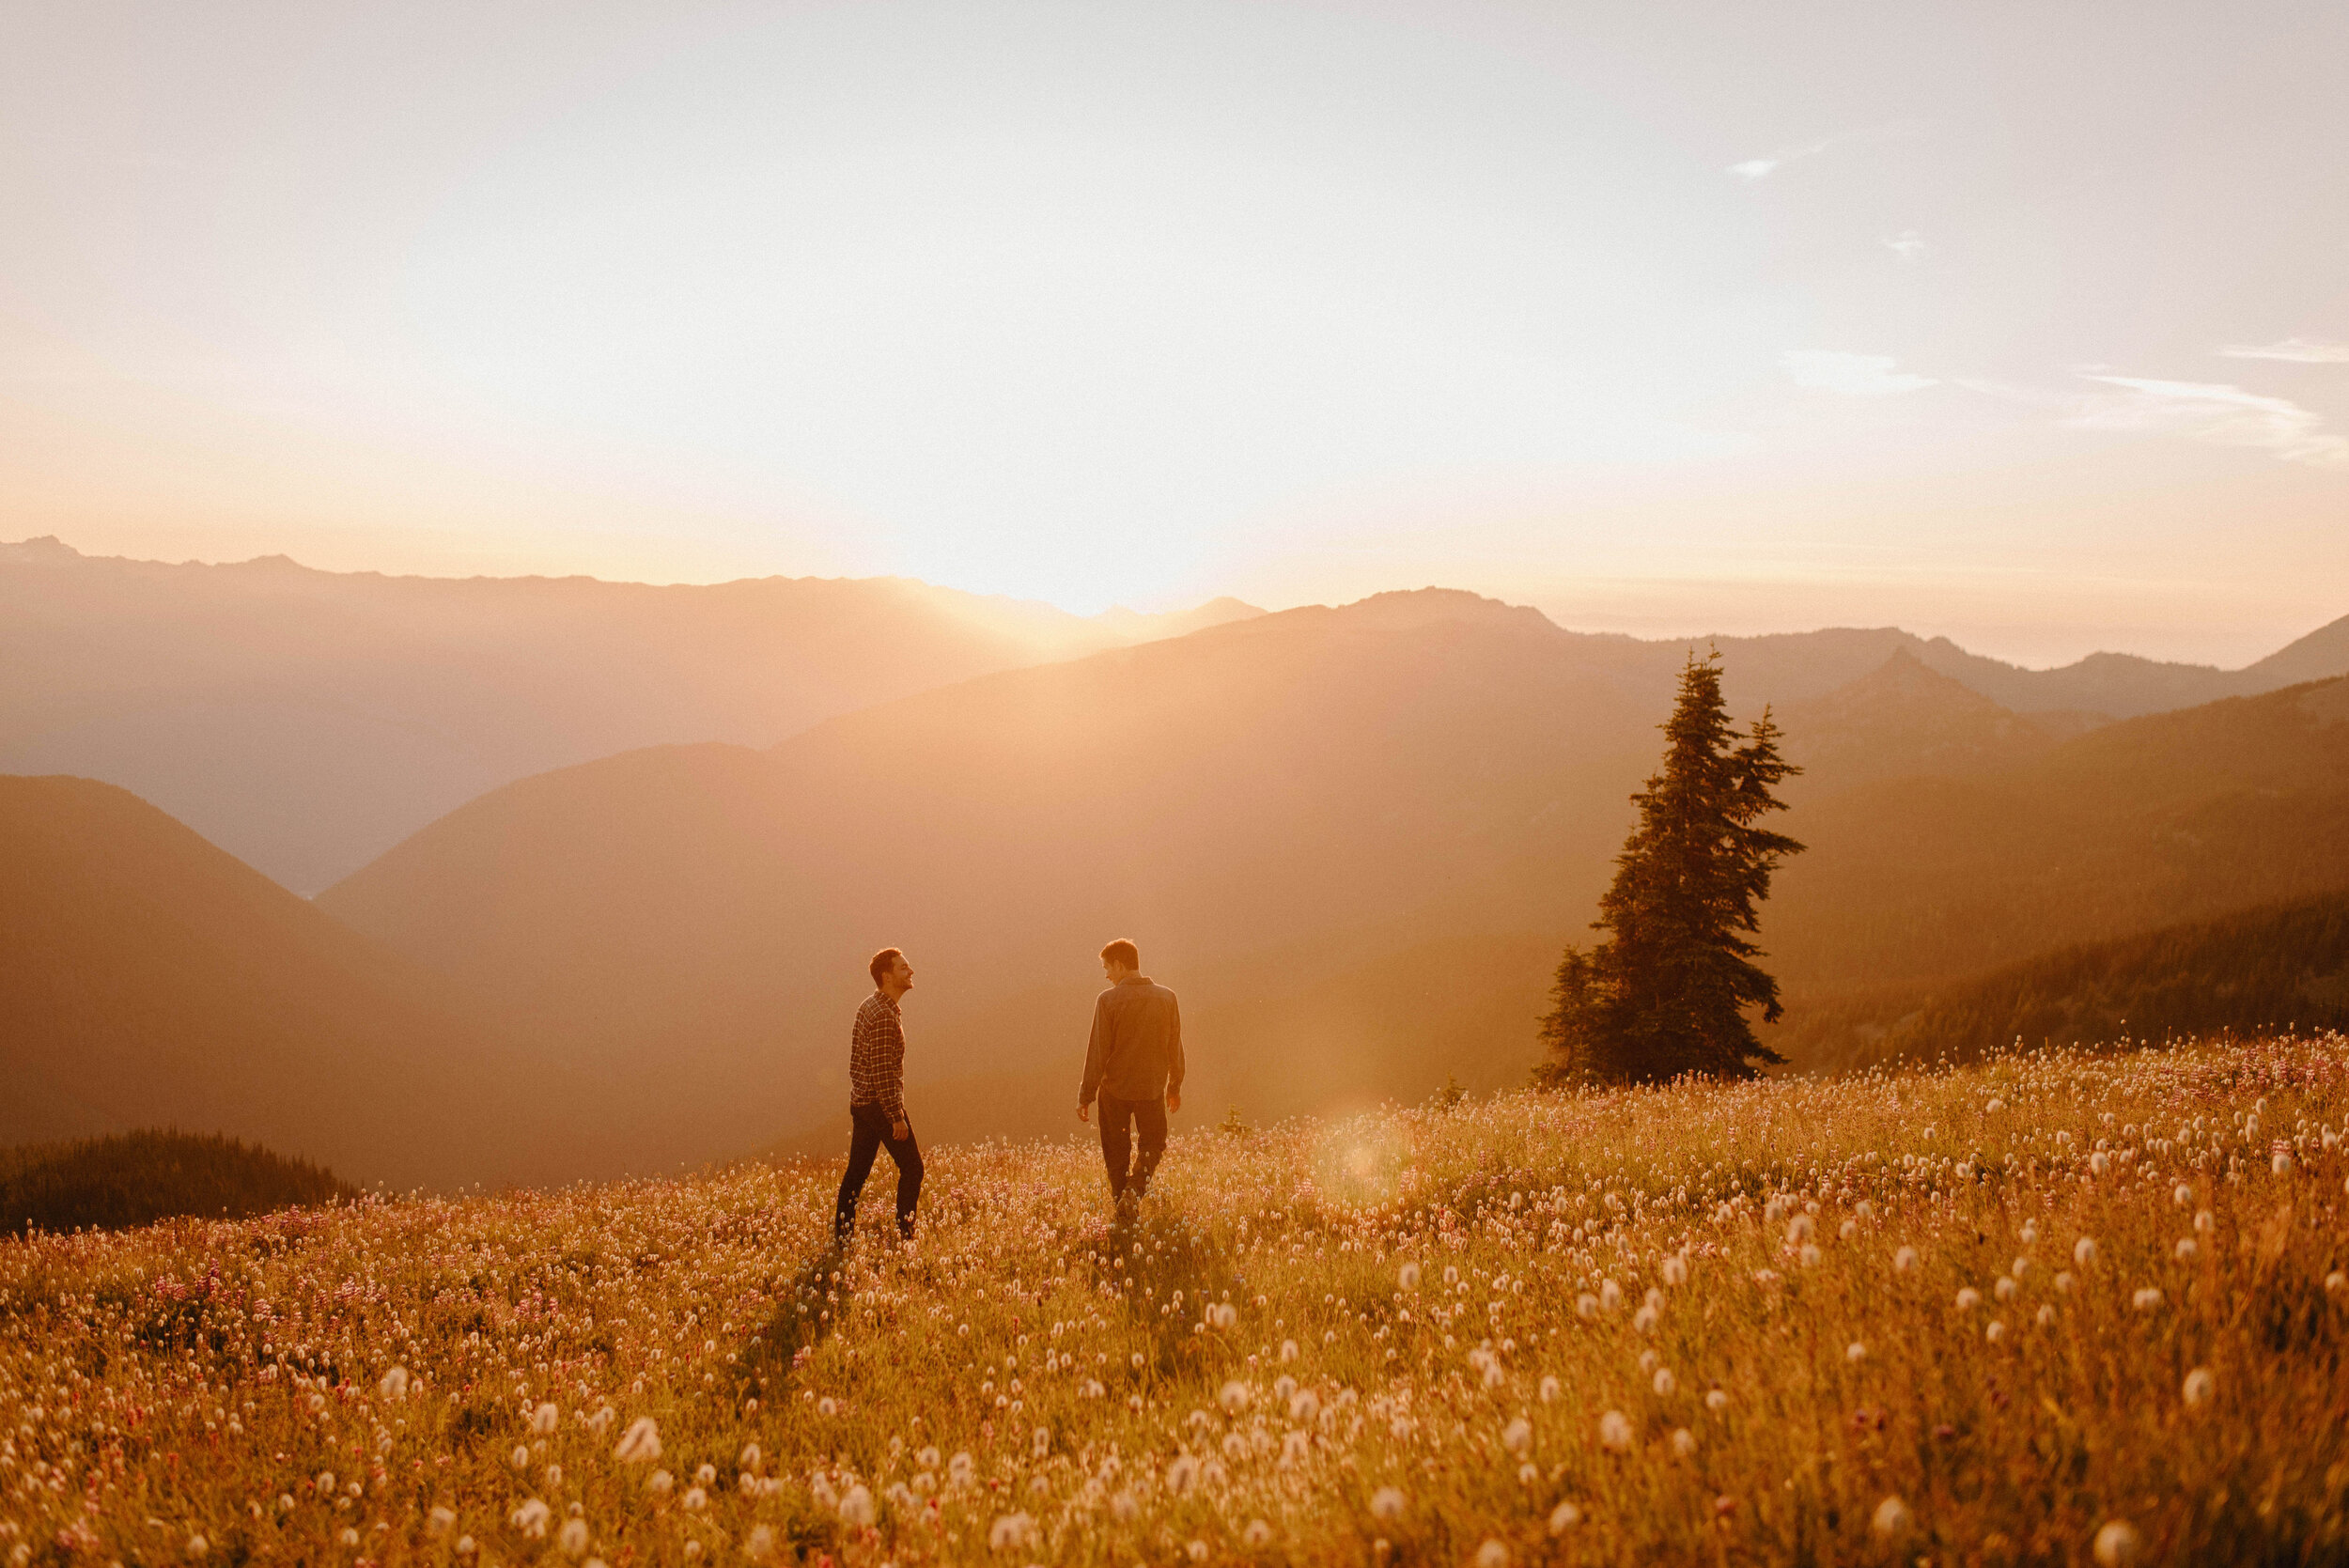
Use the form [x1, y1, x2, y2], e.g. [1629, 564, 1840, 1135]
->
[879, 1008, 909, 1134]
[1077, 994, 1111, 1118]
[1165, 992, 1183, 1113]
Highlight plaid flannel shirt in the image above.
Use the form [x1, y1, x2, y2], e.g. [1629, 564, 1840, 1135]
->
[848, 990, 908, 1126]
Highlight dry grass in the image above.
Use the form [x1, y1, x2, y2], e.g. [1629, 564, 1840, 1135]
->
[5, 1034, 2348, 1566]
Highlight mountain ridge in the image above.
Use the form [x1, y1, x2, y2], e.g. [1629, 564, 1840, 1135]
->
[0, 537, 1265, 891]
[316, 587, 2349, 1176]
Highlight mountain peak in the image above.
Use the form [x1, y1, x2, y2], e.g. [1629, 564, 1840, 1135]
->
[2249, 611, 2349, 686]
[1328, 587, 1558, 633]
[2, 535, 82, 563]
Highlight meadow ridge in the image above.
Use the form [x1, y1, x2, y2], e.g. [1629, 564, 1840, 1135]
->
[4, 1036, 2347, 1567]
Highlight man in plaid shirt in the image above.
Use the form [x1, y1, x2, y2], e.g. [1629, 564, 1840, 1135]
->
[833, 947, 925, 1243]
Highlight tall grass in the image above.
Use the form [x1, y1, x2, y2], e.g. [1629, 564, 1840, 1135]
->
[3, 1035, 2345, 1566]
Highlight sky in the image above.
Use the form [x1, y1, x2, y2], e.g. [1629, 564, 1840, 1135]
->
[3, 0, 2345, 667]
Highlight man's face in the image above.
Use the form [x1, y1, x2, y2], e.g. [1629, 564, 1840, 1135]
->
[892, 956, 915, 990]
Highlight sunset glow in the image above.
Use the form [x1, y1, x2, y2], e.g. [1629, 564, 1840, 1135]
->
[5, 2, 2343, 662]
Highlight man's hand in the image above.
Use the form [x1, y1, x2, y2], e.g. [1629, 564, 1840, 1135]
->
[1166, 1090, 1182, 1114]
[1077, 1101, 1091, 1124]
[892, 1120, 909, 1141]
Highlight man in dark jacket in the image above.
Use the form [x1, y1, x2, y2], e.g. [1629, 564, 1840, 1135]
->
[834, 947, 924, 1244]
[1077, 939, 1183, 1207]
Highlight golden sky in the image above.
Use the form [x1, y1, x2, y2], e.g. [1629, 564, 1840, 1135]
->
[4, 1, 2344, 665]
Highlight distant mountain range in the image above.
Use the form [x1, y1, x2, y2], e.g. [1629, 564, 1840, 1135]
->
[8, 535, 2344, 895]
[8, 547, 2347, 1186]
[0, 536, 1258, 892]
[314, 590, 2349, 1176]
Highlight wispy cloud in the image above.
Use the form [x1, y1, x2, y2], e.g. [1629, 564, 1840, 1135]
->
[1728, 138, 1834, 181]
[1727, 122, 1919, 181]
[2069, 375, 2349, 468]
[2217, 337, 2349, 364]
[1883, 229, 1926, 262]
[1782, 350, 1937, 396]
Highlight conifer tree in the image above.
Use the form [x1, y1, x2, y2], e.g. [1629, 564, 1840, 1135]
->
[1537, 651, 1803, 1084]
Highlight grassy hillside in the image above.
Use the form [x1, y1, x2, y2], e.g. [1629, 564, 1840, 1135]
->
[1, 1032, 2341, 1564]
[0, 775, 555, 1189]
[0, 1129, 351, 1234]
[1772, 889, 2349, 1073]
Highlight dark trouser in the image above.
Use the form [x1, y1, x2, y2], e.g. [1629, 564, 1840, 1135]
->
[1097, 1094, 1168, 1201]
[834, 1103, 923, 1241]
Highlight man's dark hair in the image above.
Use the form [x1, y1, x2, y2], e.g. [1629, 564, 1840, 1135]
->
[869, 948, 905, 986]
[1099, 939, 1140, 970]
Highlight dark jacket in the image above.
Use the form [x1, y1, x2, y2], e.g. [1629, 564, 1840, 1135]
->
[1080, 974, 1184, 1107]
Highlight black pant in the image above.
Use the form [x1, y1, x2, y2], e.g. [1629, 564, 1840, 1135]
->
[834, 1103, 923, 1241]
[1097, 1094, 1167, 1200]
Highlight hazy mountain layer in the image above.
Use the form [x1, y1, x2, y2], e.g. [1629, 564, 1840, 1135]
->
[319, 589, 2349, 1174]
[0, 536, 1257, 892]
[1766, 675, 2349, 993]
[0, 775, 557, 1189]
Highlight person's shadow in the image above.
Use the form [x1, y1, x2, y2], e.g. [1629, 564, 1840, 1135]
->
[738, 1239, 851, 1398]
[1097, 1203, 1244, 1376]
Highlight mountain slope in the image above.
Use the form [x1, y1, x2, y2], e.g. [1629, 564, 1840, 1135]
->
[0, 536, 1260, 891]
[1770, 888, 2349, 1073]
[1766, 676, 2349, 994]
[321, 592, 1668, 1170]
[0, 776, 552, 1188]
[318, 598, 2349, 1172]
[1773, 647, 2094, 796]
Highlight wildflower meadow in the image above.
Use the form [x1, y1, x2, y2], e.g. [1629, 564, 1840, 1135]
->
[6, 1033, 2348, 1567]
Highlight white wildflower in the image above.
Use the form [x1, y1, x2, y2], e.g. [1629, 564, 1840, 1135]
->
[2093, 1520, 2142, 1566]
[613, 1417, 660, 1464]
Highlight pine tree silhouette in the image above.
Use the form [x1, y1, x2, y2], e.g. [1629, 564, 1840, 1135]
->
[1538, 651, 1803, 1084]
